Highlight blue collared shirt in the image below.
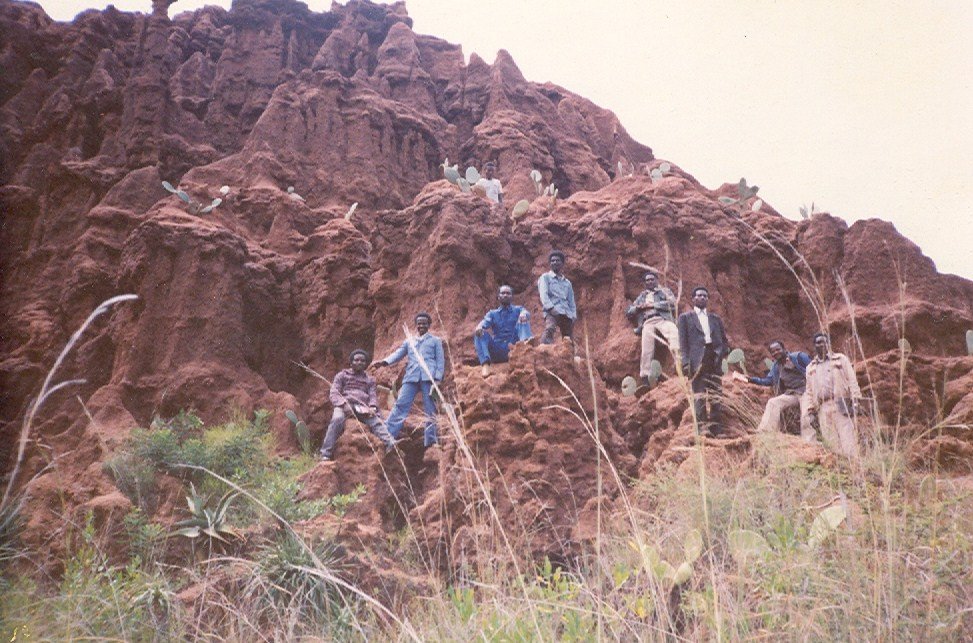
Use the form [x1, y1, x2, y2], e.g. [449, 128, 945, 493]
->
[480, 305, 529, 343]
[382, 333, 445, 382]
[750, 351, 811, 393]
[537, 271, 576, 319]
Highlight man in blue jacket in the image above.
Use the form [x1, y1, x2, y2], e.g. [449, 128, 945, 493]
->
[474, 284, 532, 376]
[734, 340, 812, 439]
[374, 312, 445, 448]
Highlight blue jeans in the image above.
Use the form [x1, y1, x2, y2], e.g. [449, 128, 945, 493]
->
[473, 323, 532, 364]
[385, 380, 439, 446]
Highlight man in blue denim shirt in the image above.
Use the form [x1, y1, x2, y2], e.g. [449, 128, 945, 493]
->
[734, 340, 812, 438]
[474, 285, 532, 376]
[374, 312, 445, 448]
[537, 250, 577, 344]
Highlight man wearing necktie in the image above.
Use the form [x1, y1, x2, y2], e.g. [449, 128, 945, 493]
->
[677, 286, 730, 437]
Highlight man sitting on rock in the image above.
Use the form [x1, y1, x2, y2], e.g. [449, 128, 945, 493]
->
[626, 270, 678, 388]
[374, 312, 445, 449]
[320, 349, 397, 463]
[803, 332, 864, 461]
[474, 161, 503, 206]
[474, 284, 532, 376]
[733, 340, 812, 439]
[538, 250, 577, 344]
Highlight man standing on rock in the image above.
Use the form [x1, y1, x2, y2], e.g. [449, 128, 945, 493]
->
[538, 250, 577, 345]
[320, 349, 398, 463]
[374, 312, 445, 449]
[803, 332, 863, 461]
[474, 161, 503, 206]
[677, 286, 730, 437]
[626, 270, 678, 388]
[733, 340, 813, 438]
[474, 285, 532, 376]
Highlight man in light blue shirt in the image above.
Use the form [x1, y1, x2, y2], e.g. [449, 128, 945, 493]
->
[374, 312, 445, 448]
[474, 285, 532, 375]
[537, 250, 576, 344]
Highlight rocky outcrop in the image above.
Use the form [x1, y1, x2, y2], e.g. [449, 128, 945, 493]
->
[1, 0, 972, 574]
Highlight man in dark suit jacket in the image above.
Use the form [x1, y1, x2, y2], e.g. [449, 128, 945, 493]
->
[677, 286, 730, 436]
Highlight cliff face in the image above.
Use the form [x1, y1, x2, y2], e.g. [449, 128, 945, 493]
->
[2, 0, 972, 570]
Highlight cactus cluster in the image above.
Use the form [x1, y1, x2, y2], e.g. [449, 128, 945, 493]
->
[649, 162, 671, 185]
[162, 181, 228, 215]
[628, 528, 703, 587]
[511, 199, 530, 219]
[718, 178, 762, 212]
[441, 158, 483, 194]
[286, 186, 305, 202]
[285, 410, 312, 455]
[799, 202, 819, 220]
[530, 169, 544, 195]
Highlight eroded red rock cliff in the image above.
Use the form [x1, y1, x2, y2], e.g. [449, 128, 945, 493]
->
[2, 0, 972, 573]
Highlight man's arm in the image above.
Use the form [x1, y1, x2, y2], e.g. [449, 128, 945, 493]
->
[381, 341, 408, 366]
[537, 274, 552, 312]
[566, 282, 577, 319]
[497, 182, 503, 205]
[329, 371, 347, 407]
[841, 355, 862, 399]
[715, 316, 730, 359]
[677, 314, 691, 370]
[748, 364, 776, 387]
[433, 338, 445, 381]
[475, 309, 494, 337]
[367, 377, 378, 408]
[626, 293, 645, 321]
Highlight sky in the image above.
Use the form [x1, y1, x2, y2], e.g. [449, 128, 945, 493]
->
[35, 0, 973, 279]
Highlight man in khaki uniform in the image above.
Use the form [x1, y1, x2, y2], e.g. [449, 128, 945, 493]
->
[803, 333, 863, 460]
[626, 271, 679, 388]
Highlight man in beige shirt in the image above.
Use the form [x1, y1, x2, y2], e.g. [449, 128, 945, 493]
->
[803, 333, 863, 460]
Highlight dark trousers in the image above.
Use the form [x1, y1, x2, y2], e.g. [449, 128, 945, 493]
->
[690, 345, 723, 433]
[541, 313, 574, 344]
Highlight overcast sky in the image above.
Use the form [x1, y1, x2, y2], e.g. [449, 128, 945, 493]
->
[35, 0, 973, 278]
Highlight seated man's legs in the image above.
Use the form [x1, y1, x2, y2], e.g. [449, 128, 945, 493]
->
[362, 414, 396, 449]
[756, 393, 800, 433]
[319, 407, 347, 459]
[474, 332, 512, 365]
[385, 381, 420, 439]
[418, 380, 439, 447]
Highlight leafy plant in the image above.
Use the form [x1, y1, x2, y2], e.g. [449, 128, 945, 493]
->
[965, 329, 973, 355]
[465, 166, 480, 184]
[124, 508, 166, 566]
[799, 202, 819, 220]
[172, 483, 238, 543]
[647, 359, 663, 387]
[285, 410, 312, 455]
[727, 348, 748, 375]
[727, 529, 770, 565]
[441, 158, 461, 185]
[447, 586, 476, 623]
[620, 375, 637, 397]
[162, 181, 227, 214]
[807, 503, 848, 548]
[325, 483, 366, 518]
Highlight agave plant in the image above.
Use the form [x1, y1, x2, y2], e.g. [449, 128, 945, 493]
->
[162, 181, 227, 214]
[172, 484, 238, 543]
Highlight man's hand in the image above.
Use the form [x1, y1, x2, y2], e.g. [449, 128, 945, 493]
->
[730, 371, 748, 383]
[369, 361, 385, 369]
[343, 402, 355, 416]
[474, 326, 484, 337]
[808, 412, 819, 430]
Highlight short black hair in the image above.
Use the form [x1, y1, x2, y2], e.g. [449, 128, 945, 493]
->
[484, 161, 496, 169]
[812, 332, 829, 343]
[643, 270, 658, 280]
[415, 312, 432, 323]
[349, 349, 369, 362]
[549, 250, 566, 261]
[692, 286, 709, 297]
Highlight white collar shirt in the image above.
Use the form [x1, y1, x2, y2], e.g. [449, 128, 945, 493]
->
[694, 306, 712, 343]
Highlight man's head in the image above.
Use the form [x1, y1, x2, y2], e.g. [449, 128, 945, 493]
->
[415, 312, 432, 335]
[549, 250, 566, 274]
[483, 162, 496, 179]
[691, 286, 709, 309]
[643, 271, 658, 290]
[497, 284, 514, 306]
[767, 340, 786, 362]
[349, 349, 369, 372]
[812, 332, 830, 357]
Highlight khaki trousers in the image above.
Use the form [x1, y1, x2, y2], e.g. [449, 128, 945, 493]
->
[757, 393, 814, 440]
[817, 399, 860, 460]
[639, 317, 679, 378]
